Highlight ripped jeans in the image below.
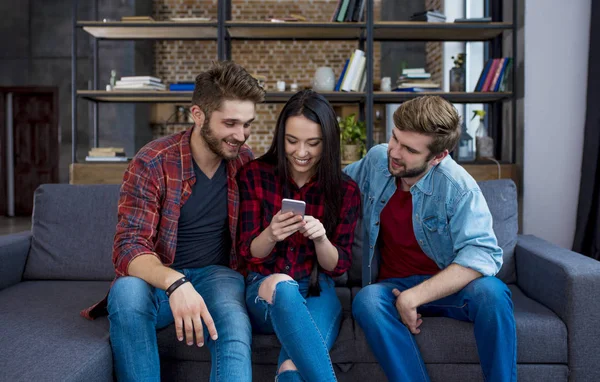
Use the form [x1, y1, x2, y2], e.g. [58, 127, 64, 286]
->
[245, 272, 342, 382]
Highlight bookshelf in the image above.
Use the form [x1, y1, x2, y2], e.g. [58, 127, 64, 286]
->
[72, 0, 518, 184]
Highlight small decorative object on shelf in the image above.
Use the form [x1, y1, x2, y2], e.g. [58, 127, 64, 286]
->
[457, 124, 475, 162]
[312, 67, 336, 92]
[108, 69, 117, 91]
[380, 76, 392, 92]
[290, 82, 298, 92]
[276, 80, 286, 92]
[339, 114, 366, 162]
[449, 53, 466, 92]
[472, 110, 494, 159]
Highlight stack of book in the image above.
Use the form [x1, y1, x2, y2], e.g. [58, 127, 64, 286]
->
[121, 16, 154, 22]
[410, 10, 446, 22]
[86, 147, 129, 162]
[114, 76, 166, 91]
[395, 68, 440, 92]
[334, 49, 367, 92]
[331, 0, 366, 22]
[474, 57, 513, 92]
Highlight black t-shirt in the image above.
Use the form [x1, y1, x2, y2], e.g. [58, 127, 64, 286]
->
[172, 160, 229, 269]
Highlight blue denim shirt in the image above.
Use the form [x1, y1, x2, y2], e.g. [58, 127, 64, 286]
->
[343, 144, 503, 286]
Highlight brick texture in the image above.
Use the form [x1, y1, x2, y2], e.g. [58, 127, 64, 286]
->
[425, 0, 444, 87]
[152, 0, 382, 155]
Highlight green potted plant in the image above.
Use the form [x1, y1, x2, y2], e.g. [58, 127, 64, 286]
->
[339, 113, 366, 162]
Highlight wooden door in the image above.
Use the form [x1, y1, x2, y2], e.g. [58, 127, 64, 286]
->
[1, 88, 59, 216]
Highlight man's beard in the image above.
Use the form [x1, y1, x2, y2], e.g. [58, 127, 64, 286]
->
[200, 120, 244, 160]
[388, 158, 429, 179]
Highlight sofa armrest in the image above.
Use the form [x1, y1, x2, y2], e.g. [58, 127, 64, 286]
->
[516, 234, 600, 381]
[0, 231, 31, 291]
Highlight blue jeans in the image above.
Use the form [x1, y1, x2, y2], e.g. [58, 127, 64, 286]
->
[107, 265, 252, 382]
[353, 275, 517, 382]
[246, 272, 342, 382]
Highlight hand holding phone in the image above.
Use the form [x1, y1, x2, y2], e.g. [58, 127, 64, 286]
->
[266, 199, 306, 243]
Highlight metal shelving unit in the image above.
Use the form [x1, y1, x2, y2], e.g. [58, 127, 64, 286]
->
[72, 0, 518, 165]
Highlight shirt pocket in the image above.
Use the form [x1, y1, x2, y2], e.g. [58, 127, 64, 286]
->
[421, 215, 454, 265]
[422, 215, 449, 236]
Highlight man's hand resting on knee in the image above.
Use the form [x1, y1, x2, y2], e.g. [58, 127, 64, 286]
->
[169, 282, 218, 347]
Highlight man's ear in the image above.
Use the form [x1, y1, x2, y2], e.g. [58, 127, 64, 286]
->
[189, 105, 205, 127]
[429, 149, 449, 166]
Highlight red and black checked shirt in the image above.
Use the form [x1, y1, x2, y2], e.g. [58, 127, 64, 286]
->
[237, 159, 361, 280]
[81, 128, 253, 320]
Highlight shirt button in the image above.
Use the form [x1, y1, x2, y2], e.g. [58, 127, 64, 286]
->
[375, 221, 380, 226]
[290, 247, 294, 251]
[285, 265, 290, 271]
[369, 245, 373, 249]
[381, 199, 386, 203]
[419, 240, 423, 244]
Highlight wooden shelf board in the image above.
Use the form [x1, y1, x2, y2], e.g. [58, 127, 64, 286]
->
[78, 90, 193, 103]
[78, 90, 365, 104]
[374, 22, 512, 41]
[374, 91, 512, 104]
[79, 21, 218, 39]
[226, 22, 365, 40]
[70, 162, 518, 188]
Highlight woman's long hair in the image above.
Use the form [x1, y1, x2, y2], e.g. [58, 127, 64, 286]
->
[260, 90, 343, 296]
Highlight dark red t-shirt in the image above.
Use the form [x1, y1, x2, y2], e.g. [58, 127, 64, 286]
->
[378, 181, 440, 280]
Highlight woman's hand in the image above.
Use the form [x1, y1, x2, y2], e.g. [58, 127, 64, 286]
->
[267, 211, 305, 243]
[300, 215, 327, 242]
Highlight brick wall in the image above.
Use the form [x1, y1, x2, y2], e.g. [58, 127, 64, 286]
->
[152, 0, 382, 155]
[425, 0, 444, 87]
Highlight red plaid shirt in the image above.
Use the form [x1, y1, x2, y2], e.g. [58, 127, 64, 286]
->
[237, 159, 361, 280]
[82, 128, 253, 319]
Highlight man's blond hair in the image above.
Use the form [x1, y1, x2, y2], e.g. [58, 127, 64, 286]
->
[393, 96, 461, 155]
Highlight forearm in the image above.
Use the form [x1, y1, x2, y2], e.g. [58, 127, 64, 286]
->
[406, 264, 482, 307]
[313, 237, 339, 272]
[250, 228, 277, 259]
[127, 254, 184, 290]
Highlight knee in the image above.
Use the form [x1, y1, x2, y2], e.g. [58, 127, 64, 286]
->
[467, 277, 513, 310]
[278, 360, 298, 374]
[108, 276, 153, 315]
[258, 273, 295, 304]
[352, 285, 387, 322]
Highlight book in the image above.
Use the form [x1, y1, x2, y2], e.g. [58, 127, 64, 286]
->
[336, 0, 351, 22]
[85, 156, 130, 162]
[341, 49, 365, 92]
[169, 83, 195, 91]
[121, 16, 154, 22]
[334, 59, 350, 91]
[119, 76, 162, 83]
[89, 147, 124, 152]
[474, 59, 493, 91]
[454, 17, 492, 23]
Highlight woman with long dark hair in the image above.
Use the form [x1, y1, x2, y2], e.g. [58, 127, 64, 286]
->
[237, 90, 361, 381]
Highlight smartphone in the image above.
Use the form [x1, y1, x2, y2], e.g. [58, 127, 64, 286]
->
[281, 198, 306, 218]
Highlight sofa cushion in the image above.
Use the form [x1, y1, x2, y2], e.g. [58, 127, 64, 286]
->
[352, 284, 567, 364]
[157, 287, 355, 364]
[478, 179, 518, 284]
[0, 281, 112, 381]
[24, 184, 120, 281]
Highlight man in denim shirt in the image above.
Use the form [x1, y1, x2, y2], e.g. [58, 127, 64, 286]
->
[344, 96, 516, 382]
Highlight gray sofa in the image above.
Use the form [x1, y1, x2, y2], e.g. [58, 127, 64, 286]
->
[1, 180, 599, 381]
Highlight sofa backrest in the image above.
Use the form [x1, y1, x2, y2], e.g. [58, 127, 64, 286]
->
[23, 184, 120, 281]
[348, 179, 518, 285]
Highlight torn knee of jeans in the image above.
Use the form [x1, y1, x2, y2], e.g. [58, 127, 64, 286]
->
[275, 370, 300, 381]
[259, 279, 298, 305]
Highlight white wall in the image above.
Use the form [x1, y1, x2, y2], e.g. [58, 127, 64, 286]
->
[523, 0, 591, 248]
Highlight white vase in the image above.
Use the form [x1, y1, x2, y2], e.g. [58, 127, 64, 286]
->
[312, 67, 336, 92]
